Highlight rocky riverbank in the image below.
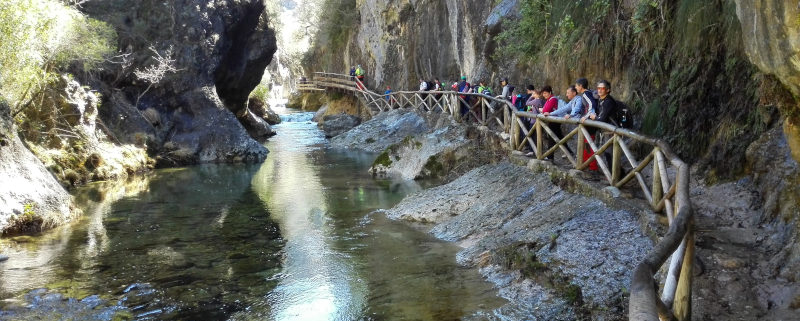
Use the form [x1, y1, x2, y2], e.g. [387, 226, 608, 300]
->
[383, 161, 654, 320]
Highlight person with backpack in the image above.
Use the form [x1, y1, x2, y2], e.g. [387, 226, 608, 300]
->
[477, 80, 492, 96]
[457, 76, 471, 117]
[349, 66, 356, 80]
[583, 80, 617, 170]
[355, 64, 365, 87]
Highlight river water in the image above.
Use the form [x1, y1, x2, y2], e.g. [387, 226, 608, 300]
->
[0, 109, 504, 320]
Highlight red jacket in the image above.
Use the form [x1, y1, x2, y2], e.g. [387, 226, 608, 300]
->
[542, 96, 558, 113]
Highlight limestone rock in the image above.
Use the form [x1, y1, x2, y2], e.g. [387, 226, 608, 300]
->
[734, 1, 800, 97]
[330, 109, 428, 152]
[320, 114, 361, 138]
[0, 102, 75, 235]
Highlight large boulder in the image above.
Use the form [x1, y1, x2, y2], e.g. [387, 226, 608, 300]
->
[320, 114, 361, 138]
[79, 0, 277, 165]
[0, 102, 75, 235]
[330, 109, 428, 152]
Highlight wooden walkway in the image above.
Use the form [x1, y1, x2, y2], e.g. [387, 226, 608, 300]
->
[299, 72, 695, 321]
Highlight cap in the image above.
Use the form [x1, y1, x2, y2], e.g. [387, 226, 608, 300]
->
[461, 76, 467, 80]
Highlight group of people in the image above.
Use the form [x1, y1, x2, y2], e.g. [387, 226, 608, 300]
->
[515, 78, 620, 170]
[347, 68, 620, 171]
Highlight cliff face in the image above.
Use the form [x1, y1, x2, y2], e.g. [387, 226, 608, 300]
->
[80, 0, 277, 165]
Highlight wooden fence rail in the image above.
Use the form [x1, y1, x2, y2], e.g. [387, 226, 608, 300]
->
[299, 72, 694, 321]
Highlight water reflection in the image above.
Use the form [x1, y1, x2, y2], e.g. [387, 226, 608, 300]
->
[0, 109, 504, 320]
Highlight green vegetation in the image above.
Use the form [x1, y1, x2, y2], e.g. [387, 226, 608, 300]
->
[302, 0, 359, 71]
[0, 0, 116, 114]
[249, 82, 270, 101]
[373, 150, 393, 167]
[423, 156, 445, 177]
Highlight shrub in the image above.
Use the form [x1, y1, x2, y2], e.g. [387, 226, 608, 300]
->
[0, 0, 116, 113]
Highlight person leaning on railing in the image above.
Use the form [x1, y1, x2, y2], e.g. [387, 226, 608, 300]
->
[577, 78, 599, 171]
[582, 79, 618, 169]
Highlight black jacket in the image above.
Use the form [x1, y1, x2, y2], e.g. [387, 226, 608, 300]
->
[596, 95, 618, 125]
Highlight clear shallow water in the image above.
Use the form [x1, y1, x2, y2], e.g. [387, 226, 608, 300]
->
[0, 109, 505, 320]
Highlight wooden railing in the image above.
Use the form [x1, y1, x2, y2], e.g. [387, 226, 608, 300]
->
[299, 72, 694, 320]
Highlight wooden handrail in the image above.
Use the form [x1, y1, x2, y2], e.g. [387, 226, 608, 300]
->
[299, 72, 694, 320]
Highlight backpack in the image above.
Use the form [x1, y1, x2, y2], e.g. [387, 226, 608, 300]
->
[615, 101, 633, 128]
[514, 94, 529, 111]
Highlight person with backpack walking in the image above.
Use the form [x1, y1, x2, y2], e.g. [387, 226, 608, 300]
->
[355, 64, 365, 88]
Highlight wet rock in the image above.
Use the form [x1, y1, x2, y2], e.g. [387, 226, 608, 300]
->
[331, 109, 428, 152]
[320, 114, 362, 138]
[0, 101, 75, 235]
[386, 162, 653, 320]
[0, 288, 131, 320]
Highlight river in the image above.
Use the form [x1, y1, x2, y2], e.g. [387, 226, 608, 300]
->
[0, 108, 505, 320]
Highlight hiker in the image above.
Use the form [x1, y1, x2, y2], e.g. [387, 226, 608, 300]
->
[433, 78, 444, 100]
[355, 64, 365, 87]
[541, 85, 574, 157]
[576, 78, 599, 170]
[457, 76, 471, 117]
[497, 78, 514, 101]
[580, 80, 617, 170]
[525, 86, 544, 113]
[477, 80, 492, 96]
[349, 66, 356, 80]
[419, 78, 429, 100]
[384, 86, 393, 104]
[544, 86, 579, 119]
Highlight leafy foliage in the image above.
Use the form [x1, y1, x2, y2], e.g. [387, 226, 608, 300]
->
[0, 0, 116, 111]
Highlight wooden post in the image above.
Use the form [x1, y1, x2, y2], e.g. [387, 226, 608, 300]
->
[535, 118, 543, 159]
[512, 115, 520, 150]
[577, 124, 585, 170]
[652, 148, 663, 209]
[674, 230, 694, 321]
[612, 135, 622, 185]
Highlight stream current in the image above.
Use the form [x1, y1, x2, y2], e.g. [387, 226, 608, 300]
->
[0, 109, 505, 320]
